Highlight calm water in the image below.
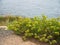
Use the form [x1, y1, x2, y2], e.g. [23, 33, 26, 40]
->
[0, 0, 60, 18]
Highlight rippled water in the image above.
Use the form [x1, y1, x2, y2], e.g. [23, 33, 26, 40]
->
[0, 0, 60, 17]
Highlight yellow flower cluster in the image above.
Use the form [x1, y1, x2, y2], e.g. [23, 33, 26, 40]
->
[8, 15, 60, 45]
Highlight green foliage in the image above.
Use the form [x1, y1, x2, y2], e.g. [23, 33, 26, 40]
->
[7, 15, 60, 45]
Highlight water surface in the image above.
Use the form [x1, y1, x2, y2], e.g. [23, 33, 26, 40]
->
[0, 0, 60, 17]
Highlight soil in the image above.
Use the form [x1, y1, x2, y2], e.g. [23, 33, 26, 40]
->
[0, 30, 49, 45]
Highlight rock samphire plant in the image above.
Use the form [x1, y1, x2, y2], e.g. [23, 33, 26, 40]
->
[8, 16, 60, 45]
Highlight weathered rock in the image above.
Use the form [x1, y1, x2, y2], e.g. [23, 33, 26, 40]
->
[0, 30, 49, 45]
[0, 26, 8, 30]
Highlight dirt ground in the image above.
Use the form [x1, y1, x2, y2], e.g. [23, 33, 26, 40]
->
[0, 30, 49, 45]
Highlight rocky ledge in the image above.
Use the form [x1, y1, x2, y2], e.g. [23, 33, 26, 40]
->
[0, 27, 49, 45]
